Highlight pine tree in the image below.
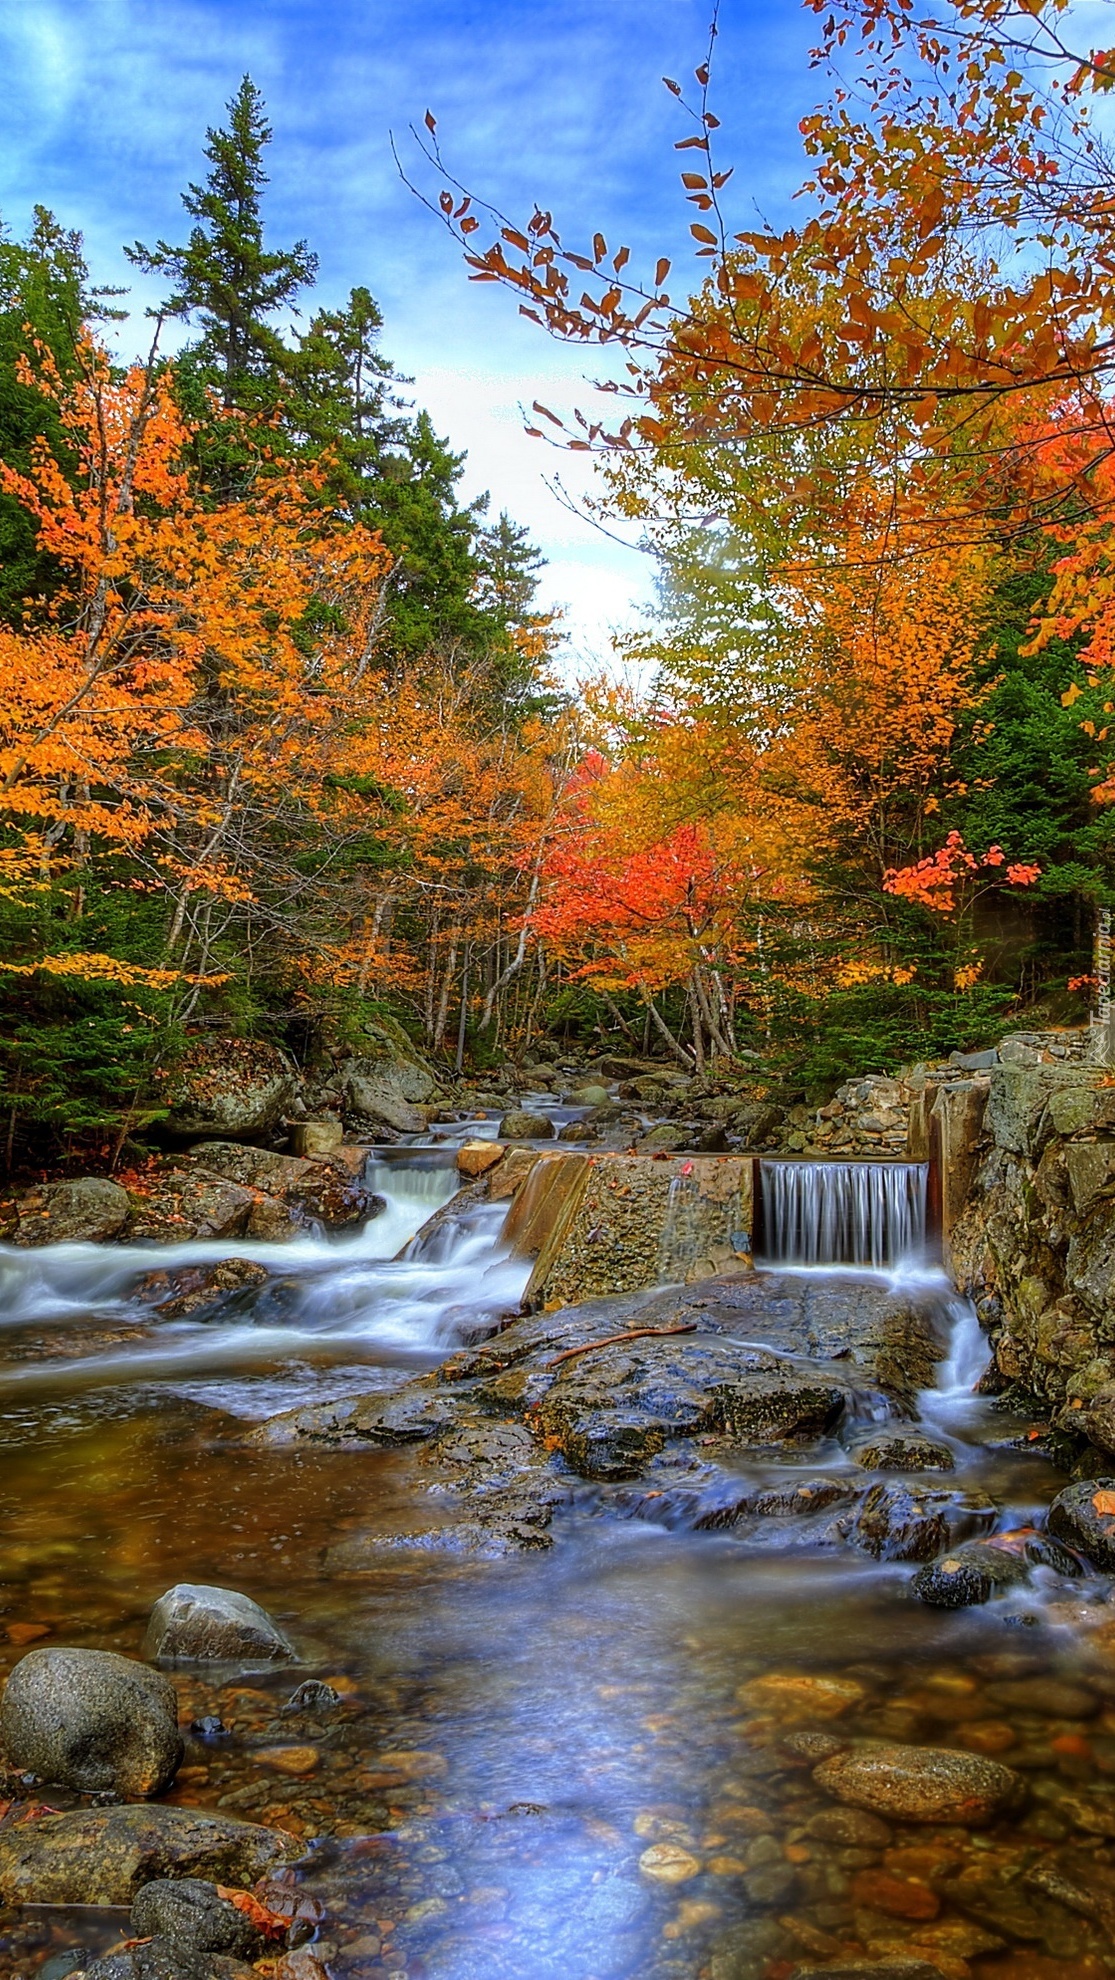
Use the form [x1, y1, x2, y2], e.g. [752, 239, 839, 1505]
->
[128, 76, 316, 408]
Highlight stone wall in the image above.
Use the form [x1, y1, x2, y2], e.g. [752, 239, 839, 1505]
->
[944, 1044, 1115, 1445]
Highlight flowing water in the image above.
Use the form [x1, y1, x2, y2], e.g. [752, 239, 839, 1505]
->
[0, 1144, 1113, 1980]
[758, 1158, 929, 1270]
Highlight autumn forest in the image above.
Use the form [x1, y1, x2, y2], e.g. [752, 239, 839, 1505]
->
[6, 0, 1115, 1167]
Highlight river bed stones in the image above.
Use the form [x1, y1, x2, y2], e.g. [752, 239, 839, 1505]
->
[0, 1804, 300, 1904]
[144, 1585, 295, 1666]
[789, 1964, 943, 1980]
[0, 1647, 182, 1797]
[813, 1740, 1024, 1824]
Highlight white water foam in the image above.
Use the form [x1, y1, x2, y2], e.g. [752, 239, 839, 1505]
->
[0, 1155, 530, 1412]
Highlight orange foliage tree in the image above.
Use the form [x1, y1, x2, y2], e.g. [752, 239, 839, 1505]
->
[0, 329, 566, 1059]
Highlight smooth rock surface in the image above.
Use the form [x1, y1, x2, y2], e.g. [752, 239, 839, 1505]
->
[144, 1584, 295, 1664]
[0, 1804, 299, 1904]
[6, 1177, 131, 1247]
[456, 1140, 505, 1178]
[0, 1647, 181, 1797]
[813, 1740, 1023, 1824]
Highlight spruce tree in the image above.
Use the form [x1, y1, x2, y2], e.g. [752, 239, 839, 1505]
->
[285, 285, 408, 492]
[128, 76, 316, 408]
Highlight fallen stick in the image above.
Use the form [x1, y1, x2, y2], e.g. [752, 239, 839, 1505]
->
[549, 1322, 698, 1367]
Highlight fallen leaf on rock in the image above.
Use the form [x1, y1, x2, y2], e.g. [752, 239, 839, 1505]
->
[216, 1886, 289, 1938]
[1093, 1490, 1115, 1516]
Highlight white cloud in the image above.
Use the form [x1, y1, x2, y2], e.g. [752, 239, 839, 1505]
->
[0, 0, 815, 667]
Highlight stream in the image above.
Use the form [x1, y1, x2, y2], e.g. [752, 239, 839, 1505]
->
[0, 1134, 1113, 1980]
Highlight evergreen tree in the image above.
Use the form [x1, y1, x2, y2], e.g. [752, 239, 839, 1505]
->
[474, 511, 546, 623]
[0, 207, 122, 627]
[128, 76, 316, 409]
[285, 286, 407, 487]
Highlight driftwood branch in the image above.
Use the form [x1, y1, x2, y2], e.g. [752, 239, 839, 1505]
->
[548, 1322, 697, 1367]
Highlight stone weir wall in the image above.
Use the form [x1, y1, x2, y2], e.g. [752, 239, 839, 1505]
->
[937, 1041, 1115, 1453]
[502, 1151, 755, 1311]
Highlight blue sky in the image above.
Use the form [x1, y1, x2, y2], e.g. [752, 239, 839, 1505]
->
[0, 0, 818, 668]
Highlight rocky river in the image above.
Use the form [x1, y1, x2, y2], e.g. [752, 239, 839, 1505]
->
[3, 1074, 1115, 1980]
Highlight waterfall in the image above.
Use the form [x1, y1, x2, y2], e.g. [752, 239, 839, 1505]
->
[758, 1158, 928, 1269]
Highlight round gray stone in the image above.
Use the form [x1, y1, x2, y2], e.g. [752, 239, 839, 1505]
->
[0, 1648, 181, 1798]
[131, 1879, 266, 1958]
[144, 1584, 294, 1665]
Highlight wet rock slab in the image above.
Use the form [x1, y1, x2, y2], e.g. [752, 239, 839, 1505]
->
[144, 1584, 295, 1666]
[249, 1271, 952, 1549]
[0, 1804, 299, 1904]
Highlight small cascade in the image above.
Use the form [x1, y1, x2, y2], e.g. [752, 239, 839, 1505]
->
[758, 1158, 928, 1269]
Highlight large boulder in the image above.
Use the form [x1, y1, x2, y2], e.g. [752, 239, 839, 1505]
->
[813, 1740, 1023, 1824]
[0, 1647, 182, 1797]
[164, 1039, 297, 1140]
[184, 1142, 378, 1228]
[144, 1584, 295, 1665]
[341, 1020, 438, 1133]
[124, 1170, 261, 1244]
[4, 1177, 131, 1246]
[0, 1804, 298, 1905]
